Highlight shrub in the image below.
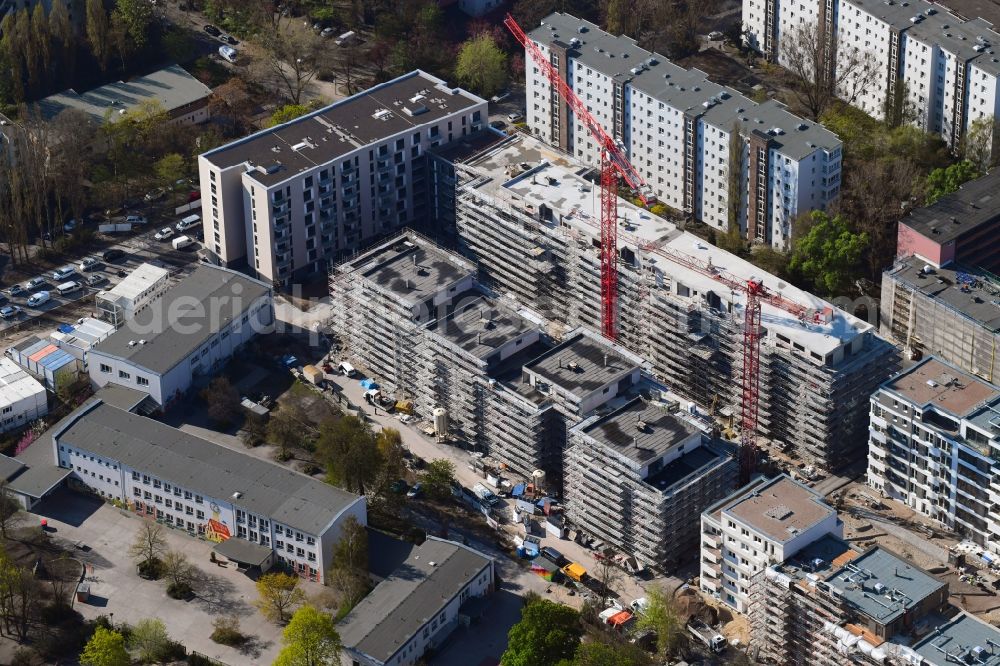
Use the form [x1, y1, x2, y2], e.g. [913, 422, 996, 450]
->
[10, 647, 38, 666]
[209, 616, 245, 647]
[167, 581, 194, 599]
[136, 558, 164, 580]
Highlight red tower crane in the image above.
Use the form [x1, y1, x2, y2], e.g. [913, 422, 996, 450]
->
[505, 13, 653, 341]
[505, 15, 826, 483]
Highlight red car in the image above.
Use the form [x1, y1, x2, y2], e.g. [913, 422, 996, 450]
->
[188, 190, 201, 202]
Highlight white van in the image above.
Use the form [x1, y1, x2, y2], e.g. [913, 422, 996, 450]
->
[52, 265, 76, 281]
[172, 236, 194, 250]
[56, 281, 81, 296]
[339, 361, 357, 378]
[26, 291, 50, 307]
[125, 215, 147, 225]
[335, 30, 357, 46]
[175, 214, 200, 232]
[219, 45, 237, 63]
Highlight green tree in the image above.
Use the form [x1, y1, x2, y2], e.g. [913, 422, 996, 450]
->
[788, 211, 868, 295]
[112, 0, 153, 50]
[128, 618, 171, 663]
[274, 604, 342, 666]
[316, 415, 381, 495]
[155, 153, 186, 189]
[30, 3, 50, 80]
[255, 572, 305, 624]
[328, 515, 369, 612]
[421, 459, 455, 501]
[200, 376, 240, 427]
[573, 640, 653, 666]
[455, 34, 508, 98]
[80, 626, 129, 666]
[925, 160, 980, 205]
[267, 403, 310, 460]
[85, 0, 111, 72]
[269, 104, 311, 127]
[962, 116, 997, 172]
[636, 586, 685, 658]
[501, 598, 582, 666]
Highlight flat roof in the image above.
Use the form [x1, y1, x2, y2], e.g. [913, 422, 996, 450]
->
[644, 443, 732, 491]
[887, 257, 1000, 333]
[55, 401, 360, 535]
[773, 533, 859, 579]
[91, 265, 271, 376]
[530, 14, 841, 160]
[201, 71, 484, 187]
[524, 329, 641, 397]
[882, 357, 1000, 418]
[0, 455, 26, 482]
[428, 291, 539, 360]
[900, 170, 1000, 244]
[720, 475, 835, 543]
[912, 612, 1000, 666]
[826, 547, 946, 625]
[93, 384, 149, 412]
[0, 357, 45, 407]
[580, 396, 703, 463]
[97, 262, 170, 304]
[465, 134, 872, 356]
[338, 538, 491, 664]
[37, 65, 213, 124]
[213, 537, 273, 567]
[339, 232, 476, 309]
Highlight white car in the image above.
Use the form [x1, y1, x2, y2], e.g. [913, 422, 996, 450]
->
[24, 278, 45, 290]
[52, 266, 76, 281]
[27, 291, 50, 307]
[507, 112, 524, 123]
[154, 227, 174, 241]
[79, 257, 100, 272]
[219, 45, 237, 63]
[125, 215, 147, 225]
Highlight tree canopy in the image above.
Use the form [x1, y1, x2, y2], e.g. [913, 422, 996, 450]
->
[317, 415, 381, 495]
[925, 160, 980, 205]
[421, 459, 456, 501]
[501, 599, 582, 666]
[274, 605, 343, 666]
[81, 626, 129, 666]
[570, 640, 653, 666]
[635, 586, 685, 658]
[788, 211, 868, 295]
[455, 34, 508, 98]
[255, 572, 305, 624]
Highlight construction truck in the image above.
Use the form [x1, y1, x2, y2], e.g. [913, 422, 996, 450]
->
[687, 619, 726, 653]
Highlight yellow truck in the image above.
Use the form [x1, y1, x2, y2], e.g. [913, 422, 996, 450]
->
[561, 562, 587, 582]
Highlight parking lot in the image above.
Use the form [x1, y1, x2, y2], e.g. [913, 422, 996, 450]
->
[27, 489, 290, 664]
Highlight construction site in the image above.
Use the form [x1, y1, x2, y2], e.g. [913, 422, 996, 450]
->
[451, 131, 898, 471]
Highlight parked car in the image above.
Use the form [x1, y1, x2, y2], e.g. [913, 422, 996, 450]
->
[63, 219, 78, 233]
[144, 188, 165, 202]
[154, 227, 174, 242]
[25, 277, 46, 290]
[507, 111, 524, 123]
[188, 190, 201, 202]
[102, 249, 126, 262]
[203, 24, 221, 36]
[172, 236, 194, 250]
[219, 33, 237, 45]
[707, 30, 724, 41]
[219, 45, 238, 63]
[125, 215, 147, 225]
[52, 266, 76, 281]
[79, 257, 100, 272]
[7, 285, 25, 297]
[321, 27, 336, 38]
[406, 482, 423, 499]
[541, 546, 568, 567]
[176, 215, 200, 232]
[489, 120, 507, 130]
[491, 90, 510, 103]
[26, 292, 50, 307]
[0, 305, 20, 319]
[87, 274, 109, 287]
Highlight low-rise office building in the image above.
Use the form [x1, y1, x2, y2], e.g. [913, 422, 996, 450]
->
[0, 357, 47, 433]
[87, 265, 273, 408]
[338, 536, 494, 666]
[199, 71, 487, 285]
[867, 357, 1000, 551]
[566, 395, 737, 571]
[700, 474, 842, 613]
[95, 262, 171, 327]
[53, 399, 366, 582]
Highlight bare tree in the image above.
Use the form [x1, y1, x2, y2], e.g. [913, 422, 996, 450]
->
[258, 23, 321, 105]
[780, 22, 881, 119]
[129, 521, 167, 568]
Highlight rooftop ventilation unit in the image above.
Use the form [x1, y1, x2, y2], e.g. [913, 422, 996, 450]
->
[567, 360, 580, 371]
[403, 104, 428, 117]
[372, 108, 392, 121]
[910, 14, 924, 22]
[636, 420, 648, 431]
[874, 582, 887, 594]
[569, 37, 581, 47]
[926, 6, 937, 13]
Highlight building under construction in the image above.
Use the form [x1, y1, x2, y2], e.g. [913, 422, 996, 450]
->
[565, 395, 737, 570]
[451, 133, 899, 470]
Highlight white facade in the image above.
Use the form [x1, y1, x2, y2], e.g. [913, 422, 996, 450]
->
[867, 357, 1000, 553]
[199, 71, 487, 286]
[700, 475, 842, 613]
[0, 358, 47, 433]
[745, 0, 1000, 151]
[525, 14, 842, 248]
[95, 263, 170, 327]
[53, 403, 366, 583]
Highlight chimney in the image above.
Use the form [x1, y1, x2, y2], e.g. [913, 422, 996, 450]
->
[604, 353, 608, 367]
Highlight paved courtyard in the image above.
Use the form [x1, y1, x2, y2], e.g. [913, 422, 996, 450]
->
[28, 489, 319, 665]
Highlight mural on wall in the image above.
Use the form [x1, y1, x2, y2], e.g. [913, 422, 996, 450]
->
[204, 502, 232, 543]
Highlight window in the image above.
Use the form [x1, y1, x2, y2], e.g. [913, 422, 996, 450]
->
[184, 491, 192, 500]
[100, 364, 112, 373]
[196, 510, 205, 520]
[132, 471, 140, 481]
[136, 376, 149, 387]
[118, 370, 131, 380]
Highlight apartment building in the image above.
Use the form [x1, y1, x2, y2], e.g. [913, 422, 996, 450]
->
[198, 71, 487, 286]
[524, 13, 842, 248]
[88, 265, 273, 407]
[750, 538, 953, 664]
[53, 400, 366, 583]
[867, 357, 1000, 550]
[745, 0, 1000, 151]
[896, 170, 1000, 273]
[881, 258, 1000, 382]
[338, 537, 494, 666]
[700, 475, 842, 613]
[565, 396, 737, 570]
[451, 132, 897, 470]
